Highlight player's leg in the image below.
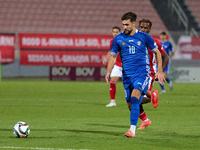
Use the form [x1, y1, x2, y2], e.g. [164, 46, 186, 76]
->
[166, 76, 173, 90]
[138, 103, 151, 129]
[123, 79, 137, 138]
[165, 60, 173, 90]
[125, 77, 149, 137]
[106, 65, 122, 107]
[141, 75, 159, 108]
[138, 76, 153, 129]
[106, 76, 119, 107]
[125, 89, 142, 138]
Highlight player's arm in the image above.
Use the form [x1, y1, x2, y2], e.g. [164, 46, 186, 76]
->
[154, 49, 166, 85]
[154, 49, 162, 72]
[169, 42, 174, 59]
[103, 51, 112, 65]
[147, 36, 166, 85]
[161, 51, 169, 71]
[153, 49, 166, 85]
[105, 54, 117, 85]
[105, 36, 118, 85]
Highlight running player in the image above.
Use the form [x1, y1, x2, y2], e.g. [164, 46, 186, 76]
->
[103, 26, 122, 107]
[105, 12, 165, 138]
[159, 31, 174, 94]
[138, 19, 169, 129]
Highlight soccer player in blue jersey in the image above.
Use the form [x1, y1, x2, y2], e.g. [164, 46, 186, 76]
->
[159, 31, 174, 94]
[105, 12, 165, 138]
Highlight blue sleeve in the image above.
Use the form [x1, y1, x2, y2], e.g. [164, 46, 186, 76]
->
[169, 42, 174, 52]
[145, 34, 158, 52]
[110, 36, 119, 55]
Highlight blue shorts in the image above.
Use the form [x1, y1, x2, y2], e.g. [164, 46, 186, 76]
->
[123, 76, 150, 103]
[164, 59, 171, 74]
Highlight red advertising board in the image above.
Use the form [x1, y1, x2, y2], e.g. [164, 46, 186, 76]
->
[19, 33, 113, 66]
[19, 33, 163, 66]
[0, 33, 15, 64]
[179, 36, 200, 59]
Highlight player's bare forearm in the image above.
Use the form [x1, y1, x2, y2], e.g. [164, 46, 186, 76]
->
[161, 52, 169, 71]
[103, 51, 112, 65]
[105, 55, 116, 85]
[154, 49, 162, 73]
[154, 49, 166, 85]
[105, 51, 112, 59]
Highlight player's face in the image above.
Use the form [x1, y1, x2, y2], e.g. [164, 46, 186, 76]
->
[160, 34, 166, 41]
[112, 29, 120, 38]
[138, 22, 151, 33]
[122, 19, 135, 35]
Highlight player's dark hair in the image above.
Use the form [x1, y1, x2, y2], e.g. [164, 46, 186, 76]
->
[160, 31, 167, 35]
[139, 19, 152, 28]
[112, 26, 121, 32]
[121, 12, 137, 22]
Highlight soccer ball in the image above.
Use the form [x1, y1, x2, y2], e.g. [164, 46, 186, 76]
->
[13, 121, 30, 138]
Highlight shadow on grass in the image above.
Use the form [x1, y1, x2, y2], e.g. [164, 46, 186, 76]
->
[4, 128, 123, 138]
[0, 129, 11, 131]
[32, 128, 123, 137]
[8, 136, 54, 139]
[74, 101, 106, 106]
[86, 123, 129, 129]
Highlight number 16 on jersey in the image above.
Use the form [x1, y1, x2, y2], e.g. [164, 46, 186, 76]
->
[129, 46, 135, 54]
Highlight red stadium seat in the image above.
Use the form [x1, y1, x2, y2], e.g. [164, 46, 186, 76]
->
[0, 0, 167, 35]
[186, 0, 200, 23]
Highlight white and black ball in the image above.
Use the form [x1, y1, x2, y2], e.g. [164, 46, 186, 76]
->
[13, 121, 30, 138]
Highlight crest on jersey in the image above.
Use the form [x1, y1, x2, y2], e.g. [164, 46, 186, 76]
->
[137, 41, 141, 46]
[122, 42, 125, 46]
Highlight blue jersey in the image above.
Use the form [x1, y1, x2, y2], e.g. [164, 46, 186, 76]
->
[160, 41, 174, 56]
[110, 30, 158, 78]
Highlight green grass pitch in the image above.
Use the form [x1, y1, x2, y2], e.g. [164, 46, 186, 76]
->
[0, 81, 200, 150]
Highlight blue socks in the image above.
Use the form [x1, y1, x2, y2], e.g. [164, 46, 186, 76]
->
[166, 78, 170, 83]
[130, 96, 143, 126]
[159, 83, 165, 90]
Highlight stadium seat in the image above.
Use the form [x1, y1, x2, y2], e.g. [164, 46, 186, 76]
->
[186, 0, 200, 23]
[0, 0, 167, 37]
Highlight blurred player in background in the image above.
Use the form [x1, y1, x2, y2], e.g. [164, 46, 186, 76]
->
[103, 26, 122, 107]
[159, 31, 174, 94]
[105, 12, 165, 138]
[138, 19, 169, 129]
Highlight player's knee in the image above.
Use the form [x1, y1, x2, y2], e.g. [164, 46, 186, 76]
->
[110, 77, 119, 83]
[131, 89, 141, 99]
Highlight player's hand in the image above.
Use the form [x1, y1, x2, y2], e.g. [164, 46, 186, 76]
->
[102, 58, 108, 65]
[105, 72, 110, 85]
[155, 72, 166, 85]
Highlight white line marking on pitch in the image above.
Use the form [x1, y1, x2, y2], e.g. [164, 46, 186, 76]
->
[0, 146, 90, 150]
